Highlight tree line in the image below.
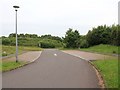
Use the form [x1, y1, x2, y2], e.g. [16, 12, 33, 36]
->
[64, 24, 120, 48]
[1, 24, 119, 48]
[2, 34, 63, 48]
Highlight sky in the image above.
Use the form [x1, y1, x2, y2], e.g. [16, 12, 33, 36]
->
[0, 0, 119, 37]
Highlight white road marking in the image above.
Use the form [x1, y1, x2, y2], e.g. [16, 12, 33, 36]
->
[54, 54, 57, 56]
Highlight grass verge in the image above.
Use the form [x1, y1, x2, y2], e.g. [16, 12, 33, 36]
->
[80, 44, 119, 55]
[92, 59, 118, 88]
[1, 45, 42, 56]
[0, 61, 27, 72]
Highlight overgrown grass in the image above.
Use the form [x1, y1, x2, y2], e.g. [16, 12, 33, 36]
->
[1, 45, 42, 56]
[0, 61, 27, 72]
[80, 44, 119, 55]
[92, 59, 118, 88]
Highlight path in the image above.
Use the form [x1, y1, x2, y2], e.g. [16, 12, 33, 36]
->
[3, 49, 100, 88]
[62, 50, 117, 61]
[2, 51, 41, 62]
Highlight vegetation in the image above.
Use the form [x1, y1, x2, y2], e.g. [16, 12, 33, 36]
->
[86, 25, 120, 47]
[1, 24, 119, 87]
[92, 60, 118, 88]
[0, 61, 27, 72]
[80, 44, 119, 54]
[63, 24, 119, 49]
[1, 45, 42, 56]
[63, 28, 80, 48]
[2, 34, 64, 48]
[1, 24, 119, 49]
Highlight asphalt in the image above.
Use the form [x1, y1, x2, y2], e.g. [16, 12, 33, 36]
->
[2, 49, 100, 88]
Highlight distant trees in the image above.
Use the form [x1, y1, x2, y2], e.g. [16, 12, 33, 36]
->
[2, 33, 63, 48]
[2, 24, 119, 48]
[64, 28, 81, 48]
[41, 34, 62, 42]
[9, 33, 16, 37]
[9, 33, 38, 38]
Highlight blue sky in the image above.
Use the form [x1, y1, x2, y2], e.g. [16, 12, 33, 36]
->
[0, 0, 119, 37]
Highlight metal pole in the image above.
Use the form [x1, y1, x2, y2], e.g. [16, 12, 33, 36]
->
[15, 9, 18, 63]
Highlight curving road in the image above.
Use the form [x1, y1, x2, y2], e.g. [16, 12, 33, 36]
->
[3, 49, 100, 88]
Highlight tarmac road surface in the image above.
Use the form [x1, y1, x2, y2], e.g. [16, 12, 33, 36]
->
[3, 49, 100, 88]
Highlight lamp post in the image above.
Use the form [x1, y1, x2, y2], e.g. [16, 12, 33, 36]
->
[118, 1, 120, 25]
[13, 6, 20, 63]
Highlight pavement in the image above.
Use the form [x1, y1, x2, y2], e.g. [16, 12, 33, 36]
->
[62, 50, 117, 61]
[2, 51, 42, 63]
[2, 49, 100, 88]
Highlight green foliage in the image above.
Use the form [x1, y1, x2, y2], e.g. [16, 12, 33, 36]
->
[40, 41, 55, 48]
[39, 39, 63, 48]
[2, 24, 119, 49]
[64, 28, 80, 48]
[41, 34, 62, 42]
[2, 34, 63, 48]
[80, 39, 89, 48]
[2, 37, 11, 45]
[86, 25, 120, 46]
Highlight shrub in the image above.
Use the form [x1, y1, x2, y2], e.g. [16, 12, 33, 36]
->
[80, 40, 89, 48]
[40, 42, 55, 48]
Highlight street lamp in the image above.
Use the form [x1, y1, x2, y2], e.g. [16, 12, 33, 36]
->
[13, 5, 20, 63]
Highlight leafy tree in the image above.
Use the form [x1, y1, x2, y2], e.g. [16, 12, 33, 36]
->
[9, 33, 16, 37]
[2, 38, 11, 45]
[64, 28, 80, 48]
[86, 24, 119, 46]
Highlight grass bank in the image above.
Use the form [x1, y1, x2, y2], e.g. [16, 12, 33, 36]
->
[92, 59, 118, 88]
[80, 44, 119, 55]
[0, 61, 27, 72]
[1, 45, 42, 56]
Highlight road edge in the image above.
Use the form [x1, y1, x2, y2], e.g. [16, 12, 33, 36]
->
[2, 51, 43, 73]
[88, 60, 105, 88]
[61, 50, 105, 88]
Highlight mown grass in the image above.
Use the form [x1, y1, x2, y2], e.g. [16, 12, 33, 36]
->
[0, 45, 42, 72]
[1, 45, 42, 56]
[79, 44, 119, 88]
[0, 61, 27, 72]
[92, 59, 118, 88]
[80, 44, 119, 55]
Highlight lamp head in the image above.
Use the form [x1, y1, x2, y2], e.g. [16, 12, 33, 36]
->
[13, 6, 20, 8]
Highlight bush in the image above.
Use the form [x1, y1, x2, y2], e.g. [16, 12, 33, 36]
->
[80, 40, 89, 48]
[2, 38, 11, 45]
[2, 34, 64, 48]
[112, 51, 116, 54]
[40, 42, 55, 48]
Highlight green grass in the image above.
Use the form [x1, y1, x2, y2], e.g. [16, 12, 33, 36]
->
[92, 59, 118, 88]
[1, 45, 42, 57]
[79, 44, 119, 88]
[0, 61, 27, 72]
[0, 45, 42, 72]
[80, 44, 119, 55]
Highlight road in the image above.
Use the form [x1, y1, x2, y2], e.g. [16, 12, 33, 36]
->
[3, 49, 100, 88]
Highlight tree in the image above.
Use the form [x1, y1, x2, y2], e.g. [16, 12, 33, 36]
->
[86, 24, 119, 47]
[9, 33, 16, 37]
[64, 28, 80, 48]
